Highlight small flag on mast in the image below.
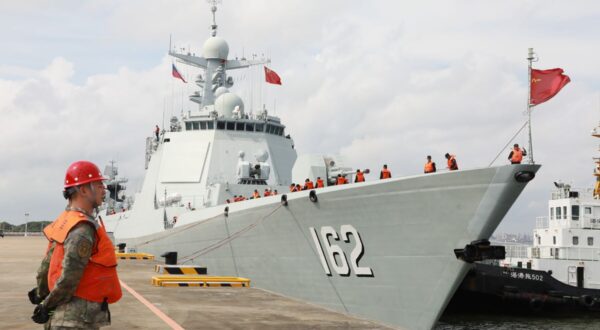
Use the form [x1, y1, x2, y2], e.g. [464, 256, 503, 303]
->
[264, 66, 282, 85]
[530, 68, 570, 106]
[172, 64, 187, 83]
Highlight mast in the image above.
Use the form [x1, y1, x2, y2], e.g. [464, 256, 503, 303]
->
[526, 48, 537, 164]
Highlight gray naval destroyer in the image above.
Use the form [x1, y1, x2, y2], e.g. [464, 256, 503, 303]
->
[101, 2, 540, 329]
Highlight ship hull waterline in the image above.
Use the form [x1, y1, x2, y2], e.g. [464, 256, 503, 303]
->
[109, 164, 540, 330]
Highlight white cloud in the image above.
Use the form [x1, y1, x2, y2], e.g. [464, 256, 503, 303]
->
[1, 0, 600, 236]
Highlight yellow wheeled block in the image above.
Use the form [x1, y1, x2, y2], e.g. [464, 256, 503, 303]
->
[151, 275, 250, 287]
[116, 252, 155, 260]
[154, 264, 207, 275]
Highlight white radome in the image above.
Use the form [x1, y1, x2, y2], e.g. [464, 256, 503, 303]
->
[214, 92, 244, 117]
[214, 86, 229, 98]
[203, 37, 229, 59]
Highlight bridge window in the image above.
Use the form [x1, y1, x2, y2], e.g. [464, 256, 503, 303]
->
[255, 123, 264, 132]
[192, 122, 199, 130]
[588, 237, 594, 246]
[245, 123, 254, 132]
[200, 121, 207, 130]
[236, 122, 244, 131]
[550, 208, 554, 220]
[572, 205, 579, 220]
[573, 236, 579, 245]
[553, 236, 556, 245]
[217, 121, 225, 130]
[207, 121, 214, 129]
[185, 122, 192, 130]
[563, 206, 567, 219]
[537, 236, 541, 245]
[226, 122, 235, 130]
[556, 207, 561, 220]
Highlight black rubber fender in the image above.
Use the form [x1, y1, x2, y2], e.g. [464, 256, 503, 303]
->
[281, 194, 288, 206]
[224, 206, 229, 217]
[309, 190, 318, 203]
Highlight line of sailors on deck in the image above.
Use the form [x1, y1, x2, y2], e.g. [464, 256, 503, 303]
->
[227, 145, 524, 202]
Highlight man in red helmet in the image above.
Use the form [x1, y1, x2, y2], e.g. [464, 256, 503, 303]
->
[30, 160, 122, 329]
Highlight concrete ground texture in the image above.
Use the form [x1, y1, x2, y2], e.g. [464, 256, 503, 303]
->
[0, 236, 392, 329]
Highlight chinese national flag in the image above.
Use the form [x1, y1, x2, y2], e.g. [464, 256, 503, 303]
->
[264, 66, 282, 85]
[530, 68, 570, 106]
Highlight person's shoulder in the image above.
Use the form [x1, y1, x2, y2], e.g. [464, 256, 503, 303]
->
[68, 221, 96, 242]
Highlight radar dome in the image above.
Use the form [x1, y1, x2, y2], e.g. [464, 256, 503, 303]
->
[255, 150, 269, 162]
[203, 37, 229, 59]
[214, 87, 229, 98]
[215, 92, 244, 118]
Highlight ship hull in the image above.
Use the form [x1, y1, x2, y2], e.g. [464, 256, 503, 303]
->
[111, 164, 539, 329]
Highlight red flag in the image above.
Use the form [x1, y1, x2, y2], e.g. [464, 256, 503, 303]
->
[264, 66, 282, 85]
[530, 68, 570, 106]
[172, 64, 187, 83]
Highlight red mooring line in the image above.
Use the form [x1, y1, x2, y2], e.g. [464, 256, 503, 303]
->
[120, 280, 185, 330]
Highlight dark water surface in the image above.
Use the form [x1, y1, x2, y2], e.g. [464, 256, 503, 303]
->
[436, 313, 600, 329]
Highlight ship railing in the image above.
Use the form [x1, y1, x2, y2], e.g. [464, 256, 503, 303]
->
[536, 246, 600, 261]
[535, 216, 549, 229]
[503, 244, 529, 259]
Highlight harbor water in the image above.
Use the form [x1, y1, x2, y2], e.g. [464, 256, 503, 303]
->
[436, 313, 600, 329]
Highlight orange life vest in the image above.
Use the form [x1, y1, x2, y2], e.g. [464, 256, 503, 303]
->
[44, 211, 122, 304]
[511, 148, 523, 163]
[447, 156, 458, 170]
[305, 181, 314, 189]
[381, 169, 391, 179]
[424, 162, 435, 173]
[316, 179, 324, 188]
[252, 191, 260, 199]
[337, 176, 347, 185]
[356, 172, 365, 182]
[264, 191, 271, 197]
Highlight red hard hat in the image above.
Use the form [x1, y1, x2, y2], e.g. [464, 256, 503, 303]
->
[64, 160, 106, 189]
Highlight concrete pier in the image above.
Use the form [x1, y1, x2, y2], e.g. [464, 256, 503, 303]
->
[0, 236, 392, 329]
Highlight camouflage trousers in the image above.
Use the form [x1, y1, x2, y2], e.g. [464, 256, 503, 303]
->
[44, 297, 110, 329]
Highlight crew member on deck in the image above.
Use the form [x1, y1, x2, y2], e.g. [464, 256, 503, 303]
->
[355, 169, 365, 182]
[154, 125, 160, 141]
[316, 177, 325, 188]
[380, 165, 392, 179]
[252, 190, 260, 199]
[508, 144, 527, 164]
[424, 156, 436, 174]
[304, 179, 314, 190]
[445, 153, 458, 171]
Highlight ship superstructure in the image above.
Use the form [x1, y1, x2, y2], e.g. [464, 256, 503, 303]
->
[503, 123, 600, 289]
[101, 2, 540, 329]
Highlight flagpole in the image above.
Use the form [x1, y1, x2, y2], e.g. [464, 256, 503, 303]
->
[527, 48, 535, 164]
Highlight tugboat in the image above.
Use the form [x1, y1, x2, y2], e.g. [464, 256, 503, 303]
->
[100, 2, 539, 329]
[446, 123, 600, 314]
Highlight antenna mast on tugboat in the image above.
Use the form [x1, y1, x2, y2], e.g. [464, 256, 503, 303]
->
[526, 48, 538, 164]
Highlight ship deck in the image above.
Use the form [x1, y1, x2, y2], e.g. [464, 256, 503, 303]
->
[1, 236, 392, 329]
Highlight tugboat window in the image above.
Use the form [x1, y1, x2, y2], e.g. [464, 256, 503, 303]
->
[207, 121, 214, 129]
[217, 121, 225, 130]
[556, 207, 561, 220]
[588, 237, 594, 246]
[563, 206, 567, 219]
[572, 205, 579, 220]
[550, 208, 554, 220]
[200, 121, 207, 130]
[226, 122, 235, 130]
[573, 236, 579, 245]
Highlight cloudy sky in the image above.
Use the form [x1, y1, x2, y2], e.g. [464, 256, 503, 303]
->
[1, 1, 599, 235]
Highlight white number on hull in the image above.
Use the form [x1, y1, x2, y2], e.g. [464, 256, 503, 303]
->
[309, 225, 373, 277]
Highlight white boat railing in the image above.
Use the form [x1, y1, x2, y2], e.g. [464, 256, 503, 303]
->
[535, 216, 549, 229]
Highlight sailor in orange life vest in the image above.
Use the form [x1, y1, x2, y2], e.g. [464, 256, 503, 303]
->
[30, 161, 122, 328]
[445, 153, 458, 171]
[424, 155, 436, 174]
[380, 164, 392, 179]
[508, 143, 527, 164]
[355, 169, 366, 182]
